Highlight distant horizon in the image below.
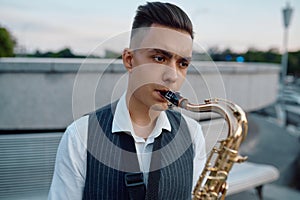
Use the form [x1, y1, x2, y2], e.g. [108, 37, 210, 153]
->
[1, 0, 300, 55]
[13, 44, 300, 57]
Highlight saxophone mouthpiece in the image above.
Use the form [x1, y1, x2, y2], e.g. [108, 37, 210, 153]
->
[159, 90, 183, 107]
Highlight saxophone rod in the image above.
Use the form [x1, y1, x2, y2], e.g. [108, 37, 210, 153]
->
[159, 90, 228, 114]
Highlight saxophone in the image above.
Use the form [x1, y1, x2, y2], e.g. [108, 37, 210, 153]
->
[160, 91, 248, 200]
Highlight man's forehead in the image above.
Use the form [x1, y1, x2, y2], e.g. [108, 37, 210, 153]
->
[130, 26, 193, 57]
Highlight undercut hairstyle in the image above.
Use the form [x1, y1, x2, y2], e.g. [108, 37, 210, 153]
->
[131, 2, 194, 39]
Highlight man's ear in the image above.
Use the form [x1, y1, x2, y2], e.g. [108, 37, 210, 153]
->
[122, 48, 133, 72]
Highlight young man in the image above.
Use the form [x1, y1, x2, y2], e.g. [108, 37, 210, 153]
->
[49, 2, 206, 200]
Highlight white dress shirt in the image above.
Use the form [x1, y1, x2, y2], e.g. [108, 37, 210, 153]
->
[48, 93, 206, 200]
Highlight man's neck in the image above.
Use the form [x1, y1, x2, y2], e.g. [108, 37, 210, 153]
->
[126, 94, 161, 139]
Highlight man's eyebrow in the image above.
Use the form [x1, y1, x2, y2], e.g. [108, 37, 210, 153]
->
[149, 48, 192, 61]
[149, 48, 173, 58]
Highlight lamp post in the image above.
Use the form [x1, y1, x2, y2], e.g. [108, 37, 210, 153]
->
[281, 2, 293, 85]
[278, 2, 293, 127]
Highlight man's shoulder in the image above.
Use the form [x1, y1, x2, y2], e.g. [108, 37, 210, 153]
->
[63, 101, 116, 144]
[67, 115, 89, 133]
[61, 115, 89, 149]
[89, 101, 118, 117]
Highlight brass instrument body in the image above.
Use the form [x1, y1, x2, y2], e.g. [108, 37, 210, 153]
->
[160, 91, 248, 200]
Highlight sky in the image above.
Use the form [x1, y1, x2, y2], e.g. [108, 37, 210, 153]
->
[0, 0, 299, 56]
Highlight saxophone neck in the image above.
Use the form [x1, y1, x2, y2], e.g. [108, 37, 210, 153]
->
[160, 90, 248, 140]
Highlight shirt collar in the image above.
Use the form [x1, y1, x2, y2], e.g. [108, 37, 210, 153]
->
[112, 93, 171, 142]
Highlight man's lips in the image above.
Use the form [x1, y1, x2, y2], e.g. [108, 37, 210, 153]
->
[154, 87, 169, 93]
[154, 89, 169, 101]
[158, 90, 168, 97]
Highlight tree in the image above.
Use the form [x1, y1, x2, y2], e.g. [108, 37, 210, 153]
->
[288, 50, 300, 76]
[0, 25, 16, 57]
[55, 48, 75, 58]
[29, 47, 84, 58]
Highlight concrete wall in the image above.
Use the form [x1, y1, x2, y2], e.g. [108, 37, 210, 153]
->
[0, 58, 280, 130]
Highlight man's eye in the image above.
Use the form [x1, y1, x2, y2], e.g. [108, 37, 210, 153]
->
[153, 55, 165, 63]
[179, 61, 189, 68]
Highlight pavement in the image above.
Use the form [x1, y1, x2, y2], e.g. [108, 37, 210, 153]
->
[227, 184, 300, 200]
[226, 113, 300, 200]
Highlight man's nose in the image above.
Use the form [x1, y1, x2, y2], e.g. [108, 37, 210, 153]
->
[162, 61, 178, 84]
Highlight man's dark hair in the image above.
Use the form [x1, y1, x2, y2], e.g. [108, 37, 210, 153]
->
[131, 2, 194, 39]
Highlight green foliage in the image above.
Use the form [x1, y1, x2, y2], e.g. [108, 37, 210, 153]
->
[288, 50, 300, 76]
[243, 48, 281, 63]
[0, 26, 16, 57]
[28, 48, 85, 58]
[202, 47, 300, 77]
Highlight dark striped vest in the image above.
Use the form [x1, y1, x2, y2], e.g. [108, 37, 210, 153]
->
[83, 102, 194, 200]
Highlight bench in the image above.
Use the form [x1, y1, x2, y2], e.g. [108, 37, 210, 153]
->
[0, 132, 62, 200]
[227, 161, 280, 199]
[0, 132, 279, 200]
